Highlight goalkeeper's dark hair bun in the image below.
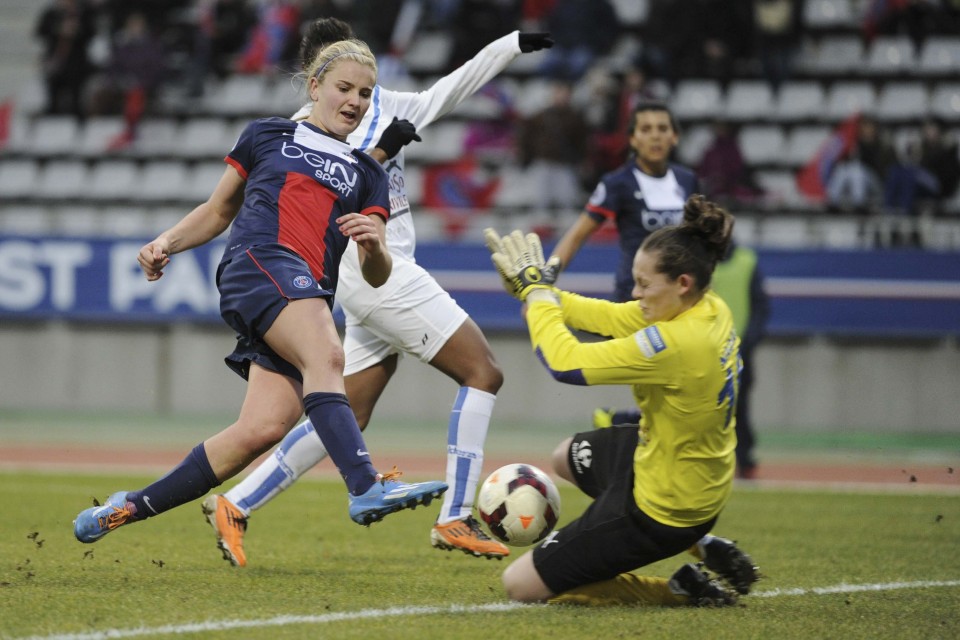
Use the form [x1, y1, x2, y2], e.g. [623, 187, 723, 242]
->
[641, 194, 734, 291]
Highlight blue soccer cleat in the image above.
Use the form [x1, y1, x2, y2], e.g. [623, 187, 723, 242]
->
[348, 467, 447, 526]
[73, 491, 136, 543]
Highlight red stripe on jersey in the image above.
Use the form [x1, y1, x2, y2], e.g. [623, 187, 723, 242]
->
[586, 203, 615, 220]
[361, 205, 389, 220]
[224, 156, 248, 180]
[245, 249, 284, 294]
[277, 172, 337, 279]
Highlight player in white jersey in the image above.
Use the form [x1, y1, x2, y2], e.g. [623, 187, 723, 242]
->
[202, 19, 555, 566]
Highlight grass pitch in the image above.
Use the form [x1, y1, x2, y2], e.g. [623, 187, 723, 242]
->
[1, 471, 958, 640]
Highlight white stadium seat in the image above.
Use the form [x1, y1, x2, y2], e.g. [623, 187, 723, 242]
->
[919, 37, 960, 75]
[739, 125, 787, 165]
[0, 159, 42, 199]
[783, 125, 832, 167]
[724, 81, 775, 122]
[930, 83, 960, 120]
[808, 36, 864, 74]
[865, 36, 917, 75]
[825, 81, 877, 120]
[86, 160, 140, 201]
[140, 161, 191, 202]
[76, 117, 126, 157]
[804, 0, 856, 28]
[670, 80, 724, 121]
[775, 81, 827, 121]
[676, 124, 713, 166]
[30, 116, 81, 157]
[36, 160, 89, 200]
[875, 82, 928, 121]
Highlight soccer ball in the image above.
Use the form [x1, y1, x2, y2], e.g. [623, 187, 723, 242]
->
[476, 463, 561, 547]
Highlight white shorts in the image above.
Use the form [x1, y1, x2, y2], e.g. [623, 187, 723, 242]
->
[340, 256, 469, 376]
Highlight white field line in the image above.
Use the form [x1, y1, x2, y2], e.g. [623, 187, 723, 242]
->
[11, 580, 960, 640]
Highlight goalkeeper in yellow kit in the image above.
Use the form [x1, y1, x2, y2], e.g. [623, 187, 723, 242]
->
[484, 195, 758, 607]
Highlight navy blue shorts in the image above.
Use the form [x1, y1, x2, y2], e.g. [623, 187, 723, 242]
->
[217, 243, 334, 381]
[532, 426, 716, 594]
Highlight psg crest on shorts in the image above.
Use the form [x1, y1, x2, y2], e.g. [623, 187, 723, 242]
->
[292, 275, 314, 289]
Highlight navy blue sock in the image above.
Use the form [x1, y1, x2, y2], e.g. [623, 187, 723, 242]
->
[303, 391, 377, 495]
[128, 443, 220, 518]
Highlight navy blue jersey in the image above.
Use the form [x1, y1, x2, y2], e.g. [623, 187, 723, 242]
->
[585, 161, 699, 301]
[221, 117, 389, 292]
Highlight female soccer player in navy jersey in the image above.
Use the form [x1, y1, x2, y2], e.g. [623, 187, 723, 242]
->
[550, 101, 699, 302]
[72, 39, 446, 545]
[202, 19, 555, 567]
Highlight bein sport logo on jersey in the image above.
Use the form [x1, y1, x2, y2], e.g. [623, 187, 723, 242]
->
[281, 141, 358, 196]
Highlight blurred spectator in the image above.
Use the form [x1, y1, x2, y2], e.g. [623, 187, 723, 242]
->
[580, 65, 665, 180]
[463, 81, 519, 159]
[691, 0, 753, 88]
[884, 118, 960, 216]
[87, 12, 167, 116]
[863, 0, 959, 48]
[234, 0, 302, 74]
[517, 81, 590, 218]
[537, 0, 619, 81]
[639, 0, 695, 87]
[34, 0, 97, 117]
[186, 0, 257, 93]
[697, 119, 763, 208]
[750, 0, 803, 93]
[446, 0, 523, 72]
[826, 115, 898, 213]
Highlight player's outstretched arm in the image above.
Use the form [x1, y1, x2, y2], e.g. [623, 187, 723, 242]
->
[370, 117, 422, 163]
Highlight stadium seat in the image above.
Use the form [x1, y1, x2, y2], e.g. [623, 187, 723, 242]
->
[30, 116, 82, 157]
[0, 205, 55, 234]
[929, 83, 960, 120]
[404, 121, 464, 163]
[670, 80, 724, 122]
[140, 161, 191, 202]
[175, 118, 233, 160]
[36, 160, 89, 200]
[202, 75, 271, 117]
[53, 205, 105, 236]
[182, 161, 229, 202]
[783, 125, 832, 167]
[403, 31, 453, 74]
[819, 216, 864, 248]
[739, 125, 787, 166]
[676, 124, 714, 166]
[86, 160, 140, 201]
[610, 0, 649, 26]
[865, 36, 917, 76]
[918, 37, 960, 75]
[754, 170, 806, 209]
[76, 117, 126, 157]
[774, 81, 827, 122]
[758, 216, 813, 247]
[129, 118, 180, 158]
[99, 206, 153, 237]
[874, 82, 928, 121]
[512, 78, 555, 117]
[724, 81, 775, 122]
[825, 81, 877, 120]
[0, 159, 42, 200]
[403, 164, 423, 206]
[809, 36, 864, 74]
[803, 0, 855, 29]
[492, 166, 534, 209]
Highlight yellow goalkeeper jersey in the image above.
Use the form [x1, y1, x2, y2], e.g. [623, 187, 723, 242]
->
[525, 289, 740, 527]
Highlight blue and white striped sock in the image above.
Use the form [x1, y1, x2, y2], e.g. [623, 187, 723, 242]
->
[437, 387, 495, 524]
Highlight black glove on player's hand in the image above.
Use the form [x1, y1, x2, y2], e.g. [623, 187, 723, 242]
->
[519, 32, 554, 53]
[375, 117, 422, 159]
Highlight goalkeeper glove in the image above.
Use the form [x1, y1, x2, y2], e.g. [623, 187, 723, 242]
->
[518, 32, 555, 53]
[375, 117, 422, 159]
[484, 228, 560, 301]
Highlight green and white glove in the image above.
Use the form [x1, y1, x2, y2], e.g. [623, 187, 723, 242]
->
[483, 228, 560, 302]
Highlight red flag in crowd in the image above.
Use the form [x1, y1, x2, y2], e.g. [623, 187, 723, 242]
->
[796, 112, 861, 203]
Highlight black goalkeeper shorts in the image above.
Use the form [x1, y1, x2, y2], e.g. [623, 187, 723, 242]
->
[532, 426, 716, 594]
